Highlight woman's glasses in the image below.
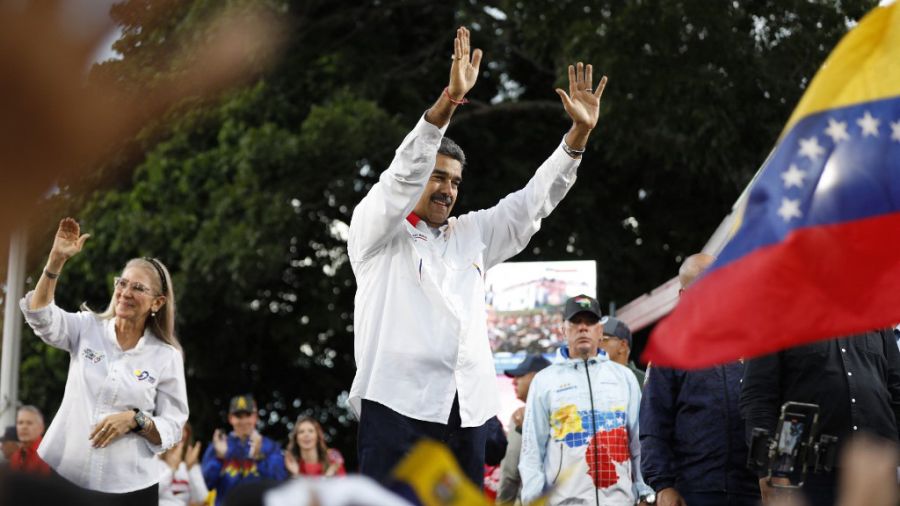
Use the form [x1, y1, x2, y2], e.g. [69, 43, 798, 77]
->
[113, 277, 156, 296]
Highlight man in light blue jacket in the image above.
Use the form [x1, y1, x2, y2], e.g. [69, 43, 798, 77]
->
[520, 295, 653, 506]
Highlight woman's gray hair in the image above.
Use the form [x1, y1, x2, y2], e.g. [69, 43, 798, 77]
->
[82, 258, 181, 352]
[438, 137, 466, 167]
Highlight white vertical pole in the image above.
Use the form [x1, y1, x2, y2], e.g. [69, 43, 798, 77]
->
[0, 229, 27, 428]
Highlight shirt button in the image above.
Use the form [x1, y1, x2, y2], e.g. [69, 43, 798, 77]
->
[841, 348, 847, 353]
[847, 372, 852, 376]
[851, 398, 856, 403]
[853, 426, 858, 430]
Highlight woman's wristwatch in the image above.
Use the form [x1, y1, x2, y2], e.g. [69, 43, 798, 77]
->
[132, 409, 150, 433]
[640, 492, 657, 504]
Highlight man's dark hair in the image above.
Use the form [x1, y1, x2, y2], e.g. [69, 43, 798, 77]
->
[438, 137, 466, 167]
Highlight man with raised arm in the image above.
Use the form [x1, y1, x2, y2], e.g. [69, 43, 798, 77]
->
[347, 26, 607, 486]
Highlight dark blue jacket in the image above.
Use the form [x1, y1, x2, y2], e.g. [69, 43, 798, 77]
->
[639, 363, 759, 496]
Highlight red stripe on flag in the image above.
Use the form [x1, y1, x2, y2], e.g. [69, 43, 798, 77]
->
[643, 211, 900, 368]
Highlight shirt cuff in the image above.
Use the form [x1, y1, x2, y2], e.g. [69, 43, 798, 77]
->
[552, 137, 582, 176]
[415, 111, 449, 140]
[19, 291, 60, 336]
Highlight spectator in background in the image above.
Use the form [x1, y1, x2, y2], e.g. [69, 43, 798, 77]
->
[284, 416, 346, 478]
[498, 354, 551, 505]
[202, 394, 286, 506]
[10, 405, 50, 475]
[741, 329, 900, 505]
[599, 316, 645, 386]
[520, 295, 653, 505]
[157, 422, 209, 506]
[640, 254, 759, 506]
[1, 426, 19, 463]
[483, 416, 509, 501]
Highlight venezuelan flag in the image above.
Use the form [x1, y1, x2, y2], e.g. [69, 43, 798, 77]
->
[644, 3, 900, 368]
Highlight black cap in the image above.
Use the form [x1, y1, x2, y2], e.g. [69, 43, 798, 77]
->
[563, 294, 602, 321]
[601, 316, 632, 348]
[504, 354, 552, 378]
[228, 394, 257, 415]
[1, 425, 17, 443]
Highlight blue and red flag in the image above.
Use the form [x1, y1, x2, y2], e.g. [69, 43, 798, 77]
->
[644, 3, 900, 368]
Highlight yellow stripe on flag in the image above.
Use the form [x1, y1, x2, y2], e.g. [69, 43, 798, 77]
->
[784, 3, 900, 134]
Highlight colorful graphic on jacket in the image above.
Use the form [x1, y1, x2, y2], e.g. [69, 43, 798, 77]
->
[222, 459, 260, 478]
[551, 404, 631, 489]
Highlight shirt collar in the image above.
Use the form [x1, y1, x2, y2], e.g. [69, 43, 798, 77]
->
[406, 212, 448, 233]
[106, 318, 153, 352]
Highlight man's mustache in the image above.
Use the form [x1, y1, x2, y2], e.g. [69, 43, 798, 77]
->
[430, 193, 453, 205]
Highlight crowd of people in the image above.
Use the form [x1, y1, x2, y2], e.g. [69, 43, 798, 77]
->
[2, 25, 898, 506]
[487, 310, 566, 354]
[1, 397, 347, 506]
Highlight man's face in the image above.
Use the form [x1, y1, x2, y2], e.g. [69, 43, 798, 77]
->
[565, 313, 603, 359]
[16, 410, 43, 444]
[228, 411, 258, 439]
[513, 371, 537, 402]
[411, 154, 462, 227]
[599, 335, 629, 365]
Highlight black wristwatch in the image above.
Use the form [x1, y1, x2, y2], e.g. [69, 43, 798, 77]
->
[132, 408, 150, 433]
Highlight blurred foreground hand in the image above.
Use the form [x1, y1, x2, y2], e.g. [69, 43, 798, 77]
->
[0, 0, 284, 242]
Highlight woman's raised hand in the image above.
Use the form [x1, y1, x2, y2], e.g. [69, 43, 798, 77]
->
[50, 217, 90, 262]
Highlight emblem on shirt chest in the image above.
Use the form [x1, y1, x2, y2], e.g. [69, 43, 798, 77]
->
[133, 369, 157, 384]
[82, 348, 104, 364]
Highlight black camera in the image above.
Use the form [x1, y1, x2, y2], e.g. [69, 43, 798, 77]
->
[747, 402, 838, 488]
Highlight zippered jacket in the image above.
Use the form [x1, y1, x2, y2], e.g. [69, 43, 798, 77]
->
[520, 347, 652, 505]
[639, 363, 759, 497]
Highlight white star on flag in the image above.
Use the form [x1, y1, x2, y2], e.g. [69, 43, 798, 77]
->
[857, 111, 880, 137]
[798, 136, 825, 160]
[824, 118, 850, 143]
[781, 164, 806, 188]
[778, 198, 802, 222]
[891, 120, 900, 142]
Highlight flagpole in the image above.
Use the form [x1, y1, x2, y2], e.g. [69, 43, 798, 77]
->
[0, 228, 27, 428]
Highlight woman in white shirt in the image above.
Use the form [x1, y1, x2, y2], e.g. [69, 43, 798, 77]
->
[19, 217, 189, 506]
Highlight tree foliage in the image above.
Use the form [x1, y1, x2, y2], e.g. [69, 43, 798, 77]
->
[14, 0, 876, 467]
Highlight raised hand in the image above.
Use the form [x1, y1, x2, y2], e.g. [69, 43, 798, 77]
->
[164, 441, 185, 470]
[213, 429, 229, 459]
[447, 26, 483, 100]
[49, 217, 90, 263]
[184, 441, 202, 468]
[249, 431, 263, 460]
[555, 62, 607, 130]
[284, 450, 300, 476]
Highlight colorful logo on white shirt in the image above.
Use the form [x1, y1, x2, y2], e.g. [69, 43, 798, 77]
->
[133, 369, 157, 384]
[551, 404, 630, 489]
[82, 348, 104, 364]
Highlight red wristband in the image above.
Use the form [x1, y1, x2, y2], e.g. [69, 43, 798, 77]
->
[443, 87, 469, 105]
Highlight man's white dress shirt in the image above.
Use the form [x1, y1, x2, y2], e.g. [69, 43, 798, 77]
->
[20, 292, 189, 493]
[347, 115, 580, 427]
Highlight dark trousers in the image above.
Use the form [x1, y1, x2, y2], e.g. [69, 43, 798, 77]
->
[682, 492, 760, 506]
[358, 395, 488, 487]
